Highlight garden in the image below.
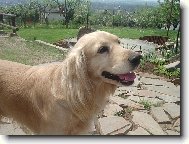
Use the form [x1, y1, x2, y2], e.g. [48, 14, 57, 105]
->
[0, 0, 180, 84]
[0, 0, 181, 136]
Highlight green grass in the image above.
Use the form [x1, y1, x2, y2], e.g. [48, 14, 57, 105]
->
[0, 37, 67, 65]
[139, 99, 152, 110]
[101, 27, 177, 41]
[17, 26, 177, 43]
[17, 28, 78, 43]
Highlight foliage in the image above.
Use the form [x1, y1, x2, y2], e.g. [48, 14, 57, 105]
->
[72, 0, 90, 26]
[153, 65, 180, 78]
[139, 99, 152, 110]
[139, 49, 180, 79]
[0, 0, 180, 29]
[114, 110, 126, 117]
[157, 0, 180, 29]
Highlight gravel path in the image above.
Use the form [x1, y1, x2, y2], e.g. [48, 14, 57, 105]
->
[66, 38, 158, 54]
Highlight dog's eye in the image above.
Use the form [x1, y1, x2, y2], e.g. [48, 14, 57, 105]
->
[97, 46, 109, 54]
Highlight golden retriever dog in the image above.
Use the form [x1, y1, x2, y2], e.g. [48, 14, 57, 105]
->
[0, 31, 142, 135]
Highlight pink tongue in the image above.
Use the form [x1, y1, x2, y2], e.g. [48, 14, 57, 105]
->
[118, 72, 136, 81]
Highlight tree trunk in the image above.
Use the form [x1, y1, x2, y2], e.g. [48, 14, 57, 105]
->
[65, 0, 68, 28]
[175, 24, 180, 54]
[166, 0, 174, 37]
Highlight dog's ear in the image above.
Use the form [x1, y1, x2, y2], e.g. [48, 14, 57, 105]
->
[62, 48, 94, 120]
[75, 50, 88, 83]
[65, 48, 89, 84]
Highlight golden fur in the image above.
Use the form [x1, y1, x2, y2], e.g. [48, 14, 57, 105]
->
[0, 31, 140, 135]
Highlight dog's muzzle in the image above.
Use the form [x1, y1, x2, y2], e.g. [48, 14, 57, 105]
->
[101, 53, 142, 86]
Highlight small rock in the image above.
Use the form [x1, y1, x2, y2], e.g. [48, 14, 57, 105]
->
[103, 104, 123, 116]
[132, 111, 166, 135]
[163, 103, 180, 119]
[164, 61, 180, 70]
[127, 127, 150, 135]
[166, 130, 180, 135]
[151, 107, 171, 123]
[98, 116, 131, 135]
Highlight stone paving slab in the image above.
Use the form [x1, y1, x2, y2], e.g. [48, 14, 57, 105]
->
[147, 85, 180, 97]
[110, 123, 132, 135]
[163, 103, 180, 119]
[128, 96, 165, 108]
[110, 96, 144, 110]
[174, 127, 180, 132]
[118, 86, 138, 93]
[173, 118, 180, 127]
[109, 96, 128, 106]
[166, 130, 180, 135]
[137, 72, 162, 79]
[103, 104, 123, 116]
[132, 111, 166, 135]
[140, 77, 175, 87]
[127, 127, 150, 135]
[157, 95, 180, 103]
[132, 89, 158, 98]
[97, 116, 131, 135]
[151, 107, 171, 123]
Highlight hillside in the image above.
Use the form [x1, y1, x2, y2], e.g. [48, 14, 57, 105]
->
[0, 0, 159, 10]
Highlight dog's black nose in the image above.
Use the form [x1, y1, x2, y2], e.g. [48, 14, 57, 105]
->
[128, 54, 142, 67]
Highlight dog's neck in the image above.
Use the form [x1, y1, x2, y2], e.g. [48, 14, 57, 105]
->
[59, 63, 115, 122]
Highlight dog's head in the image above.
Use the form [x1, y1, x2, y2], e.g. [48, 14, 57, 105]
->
[72, 31, 142, 86]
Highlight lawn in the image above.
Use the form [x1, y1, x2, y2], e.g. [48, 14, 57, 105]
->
[17, 27, 178, 43]
[0, 37, 67, 65]
[17, 28, 78, 43]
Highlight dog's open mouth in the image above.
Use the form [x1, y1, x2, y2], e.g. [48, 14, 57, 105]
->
[102, 71, 136, 86]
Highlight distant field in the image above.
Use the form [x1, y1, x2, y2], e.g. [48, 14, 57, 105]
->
[17, 27, 177, 43]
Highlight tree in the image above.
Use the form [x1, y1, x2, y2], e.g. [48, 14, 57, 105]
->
[52, 0, 82, 28]
[158, 0, 180, 36]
